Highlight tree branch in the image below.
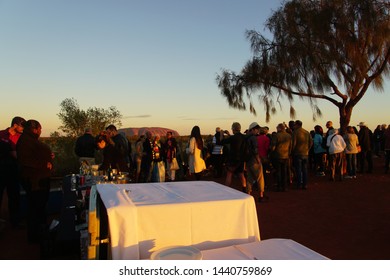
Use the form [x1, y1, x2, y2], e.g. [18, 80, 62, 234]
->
[265, 81, 341, 107]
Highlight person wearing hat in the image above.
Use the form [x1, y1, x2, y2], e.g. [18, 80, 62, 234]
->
[221, 122, 247, 193]
[357, 122, 373, 173]
[246, 122, 267, 201]
[257, 125, 271, 190]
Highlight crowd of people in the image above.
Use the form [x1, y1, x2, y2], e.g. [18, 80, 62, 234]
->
[1, 116, 390, 253]
[204, 120, 390, 202]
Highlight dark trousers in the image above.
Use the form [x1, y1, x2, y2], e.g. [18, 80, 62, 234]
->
[329, 152, 344, 181]
[293, 155, 308, 188]
[314, 152, 326, 173]
[21, 177, 50, 243]
[358, 150, 373, 173]
[275, 158, 289, 191]
[0, 166, 21, 226]
[140, 158, 152, 183]
[385, 150, 390, 173]
[211, 154, 224, 177]
[346, 153, 357, 176]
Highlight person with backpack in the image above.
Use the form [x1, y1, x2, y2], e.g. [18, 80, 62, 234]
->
[222, 122, 247, 193]
[246, 122, 266, 202]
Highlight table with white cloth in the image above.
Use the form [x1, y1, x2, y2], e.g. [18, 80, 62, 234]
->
[201, 239, 329, 260]
[93, 181, 260, 260]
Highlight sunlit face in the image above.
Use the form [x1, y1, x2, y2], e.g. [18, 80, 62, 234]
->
[14, 123, 24, 134]
[252, 127, 260, 134]
[97, 140, 106, 149]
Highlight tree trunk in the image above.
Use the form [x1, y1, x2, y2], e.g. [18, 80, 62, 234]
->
[338, 105, 353, 135]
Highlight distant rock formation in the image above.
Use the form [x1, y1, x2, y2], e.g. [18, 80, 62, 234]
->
[118, 127, 180, 137]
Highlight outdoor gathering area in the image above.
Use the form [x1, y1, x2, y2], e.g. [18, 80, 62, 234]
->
[1, 148, 389, 260]
[0, 0, 389, 271]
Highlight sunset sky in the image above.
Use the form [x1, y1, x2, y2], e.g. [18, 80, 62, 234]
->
[1, 0, 389, 136]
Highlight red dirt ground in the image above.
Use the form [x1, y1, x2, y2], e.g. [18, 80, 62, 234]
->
[1, 156, 389, 260]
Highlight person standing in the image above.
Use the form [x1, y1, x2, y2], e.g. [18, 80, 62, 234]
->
[246, 122, 266, 201]
[74, 127, 96, 165]
[222, 122, 247, 192]
[150, 135, 165, 182]
[344, 126, 359, 179]
[357, 122, 373, 173]
[313, 125, 326, 176]
[373, 125, 383, 157]
[164, 131, 179, 181]
[270, 123, 292, 192]
[106, 125, 130, 168]
[384, 125, 390, 174]
[186, 126, 206, 180]
[327, 129, 347, 181]
[381, 124, 388, 153]
[291, 120, 313, 190]
[16, 120, 53, 244]
[0, 116, 26, 228]
[134, 135, 145, 183]
[211, 127, 225, 178]
[257, 127, 271, 190]
[141, 131, 153, 182]
[95, 131, 129, 173]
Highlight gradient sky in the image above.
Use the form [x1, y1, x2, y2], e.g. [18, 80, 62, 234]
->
[1, 0, 389, 136]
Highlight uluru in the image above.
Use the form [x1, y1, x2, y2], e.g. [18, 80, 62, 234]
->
[118, 127, 180, 137]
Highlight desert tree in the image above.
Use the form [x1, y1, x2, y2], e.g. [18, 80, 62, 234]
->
[217, 0, 390, 133]
[57, 98, 122, 137]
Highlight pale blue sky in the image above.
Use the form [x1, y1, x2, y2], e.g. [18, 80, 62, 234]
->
[1, 0, 389, 136]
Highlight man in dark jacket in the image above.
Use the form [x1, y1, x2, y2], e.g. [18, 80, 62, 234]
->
[0, 116, 25, 228]
[106, 125, 130, 168]
[357, 122, 373, 173]
[75, 127, 96, 165]
[221, 122, 247, 192]
[16, 120, 53, 243]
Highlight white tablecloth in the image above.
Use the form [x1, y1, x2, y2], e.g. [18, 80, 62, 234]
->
[96, 181, 260, 260]
[201, 239, 329, 260]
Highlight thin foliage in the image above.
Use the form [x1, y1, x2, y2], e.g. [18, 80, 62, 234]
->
[217, 0, 390, 132]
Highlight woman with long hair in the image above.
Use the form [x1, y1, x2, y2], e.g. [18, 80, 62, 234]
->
[186, 126, 206, 180]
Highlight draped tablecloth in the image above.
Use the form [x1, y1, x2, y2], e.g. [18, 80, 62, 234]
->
[96, 181, 260, 260]
[201, 239, 329, 260]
